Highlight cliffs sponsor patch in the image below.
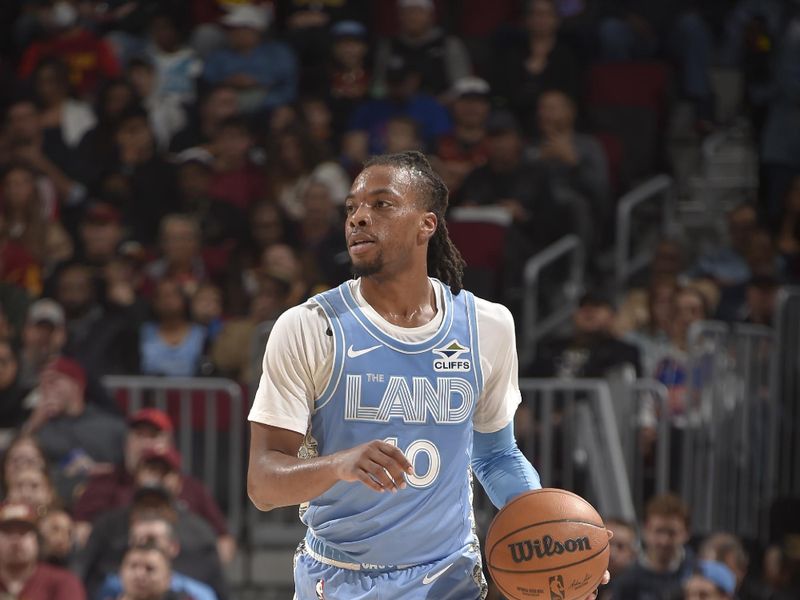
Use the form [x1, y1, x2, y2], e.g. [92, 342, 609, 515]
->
[432, 340, 471, 372]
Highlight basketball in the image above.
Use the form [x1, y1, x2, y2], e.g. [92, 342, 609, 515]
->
[485, 488, 610, 600]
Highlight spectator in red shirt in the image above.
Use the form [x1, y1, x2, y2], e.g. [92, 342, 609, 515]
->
[0, 221, 42, 297]
[17, 0, 120, 98]
[0, 501, 86, 600]
[207, 117, 266, 213]
[73, 408, 234, 564]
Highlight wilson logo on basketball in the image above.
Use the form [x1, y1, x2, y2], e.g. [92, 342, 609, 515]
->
[508, 535, 592, 563]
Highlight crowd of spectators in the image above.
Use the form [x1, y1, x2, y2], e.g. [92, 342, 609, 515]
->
[0, 0, 797, 598]
[588, 494, 800, 600]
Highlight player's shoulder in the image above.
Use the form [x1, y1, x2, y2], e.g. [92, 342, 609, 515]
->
[470, 292, 516, 334]
[269, 299, 330, 340]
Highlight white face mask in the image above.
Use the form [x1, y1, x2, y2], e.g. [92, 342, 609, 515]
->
[50, 1, 78, 29]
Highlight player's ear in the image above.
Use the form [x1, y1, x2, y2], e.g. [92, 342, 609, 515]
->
[419, 211, 437, 244]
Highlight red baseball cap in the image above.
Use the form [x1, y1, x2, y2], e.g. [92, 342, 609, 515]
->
[84, 202, 121, 225]
[45, 357, 87, 390]
[128, 409, 173, 433]
[139, 447, 181, 472]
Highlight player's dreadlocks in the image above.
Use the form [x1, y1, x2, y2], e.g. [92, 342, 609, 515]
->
[365, 151, 466, 295]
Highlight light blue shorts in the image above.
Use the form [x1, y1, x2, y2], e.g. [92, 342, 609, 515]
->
[293, 535, 487, 600]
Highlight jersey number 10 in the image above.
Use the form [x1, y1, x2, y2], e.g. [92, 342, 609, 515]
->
[383, 437, 441, 489]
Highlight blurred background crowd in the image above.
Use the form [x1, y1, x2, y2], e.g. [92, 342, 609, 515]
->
[0, 0, 797, 599]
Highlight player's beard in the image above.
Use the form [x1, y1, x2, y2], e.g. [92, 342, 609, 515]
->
[350, 249, 384, 278]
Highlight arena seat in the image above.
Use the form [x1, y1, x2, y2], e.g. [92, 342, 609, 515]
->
[587, 62, 672, 190]
[447, 205, 512, 302]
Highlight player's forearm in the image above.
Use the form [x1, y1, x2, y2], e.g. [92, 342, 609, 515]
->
[247, 450, 342, 511]
[472, 423, 542, 508]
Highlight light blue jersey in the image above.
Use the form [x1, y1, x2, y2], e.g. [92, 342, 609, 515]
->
[303, 279, 484, 567]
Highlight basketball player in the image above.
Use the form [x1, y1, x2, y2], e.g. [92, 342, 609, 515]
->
[248, 151, 610, 599]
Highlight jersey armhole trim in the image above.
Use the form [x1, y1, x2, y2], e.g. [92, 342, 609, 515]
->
[312, 295, 345, 411]
[465, 291, 485, 398]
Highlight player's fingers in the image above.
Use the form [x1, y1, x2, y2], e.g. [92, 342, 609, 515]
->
[363, 460, 399, 491]
[356, 469, 386, 493]
[368, 450, 408, 490]
[376, 442, 414, 474]
[600, 570, 610, 585]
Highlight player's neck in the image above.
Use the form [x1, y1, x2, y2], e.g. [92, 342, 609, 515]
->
[359, 272, 437, 328]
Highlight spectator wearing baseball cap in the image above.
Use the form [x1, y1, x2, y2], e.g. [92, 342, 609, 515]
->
[324, 21, 372, 139]
[73, 408, 234, 564]
[279, 2, 370, 96]
[97, 512, 217, 600]
[344, 54, 451, 164]
[174, 148, 248, 268]
[22, 357, 127, 484]
[684, 561, 736, 600]
[202, 3, 298, 114]
[372, 0, 471, 98]
[76, 482, 228, 600]
[76, 203, 123, 269]
[434, 76, 492, 195]
[0, 502, 86, 599]
[17, 294, 128, 416]
[526, 290, 641, 379]
[18, 298, 66, 390]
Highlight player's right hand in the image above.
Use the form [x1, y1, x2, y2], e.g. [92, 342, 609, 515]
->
[333, 440, 414, 493]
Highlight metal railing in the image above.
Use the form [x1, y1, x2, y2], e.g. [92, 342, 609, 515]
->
[613, 377, 672, 517]
[700, 124, 759, 185]
[448, 205, 513, 227]
[520, 235, 585, 366]
[515, 378, 636, 523]
[102, 375, 246, 537]
[684, 123, 758, 227]
[678, 321, 776, 539]
[614, 174, 675, 288]
[769, 287, 800, 501]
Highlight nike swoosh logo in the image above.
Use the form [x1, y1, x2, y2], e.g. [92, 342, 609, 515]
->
[347, 344, 382, 358]
[422, 563, 451, 585]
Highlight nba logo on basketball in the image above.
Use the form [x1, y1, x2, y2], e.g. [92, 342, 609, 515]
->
[549, 574, 565, 600]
